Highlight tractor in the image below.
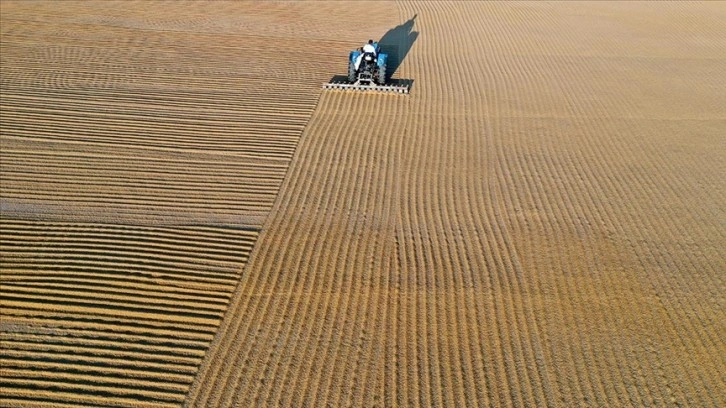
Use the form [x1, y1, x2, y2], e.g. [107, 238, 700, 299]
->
[322, 40, 409, 93]
[348, 42, 387, 86]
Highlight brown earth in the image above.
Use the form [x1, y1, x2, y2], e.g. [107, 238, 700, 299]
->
[1, 1, 725, 407]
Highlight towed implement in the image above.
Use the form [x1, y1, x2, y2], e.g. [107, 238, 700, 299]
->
[323, 41, 410, 94]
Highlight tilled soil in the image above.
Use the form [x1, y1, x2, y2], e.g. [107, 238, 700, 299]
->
[1, 1, 724, 407]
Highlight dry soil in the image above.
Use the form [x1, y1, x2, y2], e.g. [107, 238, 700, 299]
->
[1, 1, 724, 407]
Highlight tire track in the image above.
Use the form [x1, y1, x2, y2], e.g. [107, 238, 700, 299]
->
[188, 1, 722, 406]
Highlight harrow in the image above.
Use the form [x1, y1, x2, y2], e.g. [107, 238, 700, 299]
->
[323, 79, 410, 94]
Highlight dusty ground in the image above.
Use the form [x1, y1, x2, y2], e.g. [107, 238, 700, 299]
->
[1, 1, 724, 407]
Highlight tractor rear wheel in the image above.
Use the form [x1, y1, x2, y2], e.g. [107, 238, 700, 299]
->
[348, 62, 357, 83]
[377, 64, 387, 85]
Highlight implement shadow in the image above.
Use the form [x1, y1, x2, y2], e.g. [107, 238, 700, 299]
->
[378, 14, 418, 77]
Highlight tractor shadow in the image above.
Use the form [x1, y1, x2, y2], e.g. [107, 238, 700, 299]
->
[379, 14, 419, 77]
[328, 75, 350, 83]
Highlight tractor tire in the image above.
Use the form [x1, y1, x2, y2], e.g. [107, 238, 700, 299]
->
[377, 64, 387, 85]
[348, 62, 357, 83]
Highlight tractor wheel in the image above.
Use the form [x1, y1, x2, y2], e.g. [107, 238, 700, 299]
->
[348, 62, 357, 83]
[377, 64, 387, 85]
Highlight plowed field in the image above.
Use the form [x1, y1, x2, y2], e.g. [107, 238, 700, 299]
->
[2, 1, 724, 407]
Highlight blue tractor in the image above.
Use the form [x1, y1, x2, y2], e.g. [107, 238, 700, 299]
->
[348, 41, 388, 86]
[323, 39, 408, 93]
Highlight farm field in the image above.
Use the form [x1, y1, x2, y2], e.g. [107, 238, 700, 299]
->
[1, 1, 725, 407]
